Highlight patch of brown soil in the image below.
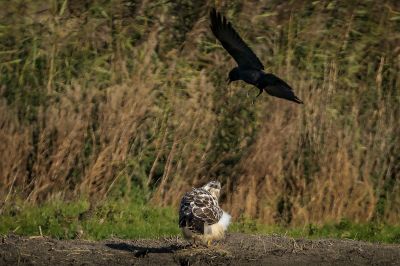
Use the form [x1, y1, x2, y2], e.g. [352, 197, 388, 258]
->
[1, 233, 399, 265]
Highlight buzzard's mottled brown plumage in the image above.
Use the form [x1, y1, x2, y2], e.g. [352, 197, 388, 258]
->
[179, 181, 223, 235]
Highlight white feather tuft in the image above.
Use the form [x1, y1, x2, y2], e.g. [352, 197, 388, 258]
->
[218, 211, 231, 231]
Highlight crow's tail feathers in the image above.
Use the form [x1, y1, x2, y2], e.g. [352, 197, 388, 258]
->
[291, 95, 303, 104]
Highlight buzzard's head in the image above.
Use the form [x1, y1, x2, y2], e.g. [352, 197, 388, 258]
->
[202, 181, 221, 199]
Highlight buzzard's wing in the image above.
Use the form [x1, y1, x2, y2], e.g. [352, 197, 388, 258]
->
[210, 8, 264, 70]
[179, 188, 223, 234]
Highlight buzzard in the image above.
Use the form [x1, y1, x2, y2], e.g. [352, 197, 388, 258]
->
[210, 8, 303, 104]
[179, 181, 231, 246]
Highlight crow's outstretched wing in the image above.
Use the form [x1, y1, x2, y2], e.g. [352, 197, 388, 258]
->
[262, 74, 303, 104]
[210, 8, 264, 70]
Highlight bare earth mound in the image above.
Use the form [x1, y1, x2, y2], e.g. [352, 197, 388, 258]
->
[1, 233, 399, 265]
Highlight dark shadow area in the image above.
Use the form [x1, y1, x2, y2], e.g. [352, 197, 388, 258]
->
[105, 242, 187, 258]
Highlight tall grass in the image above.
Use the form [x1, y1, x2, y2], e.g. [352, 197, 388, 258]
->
[0, 0, 399, 226]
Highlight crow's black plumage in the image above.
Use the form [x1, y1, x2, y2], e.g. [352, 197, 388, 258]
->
[210, 8, 303, 104]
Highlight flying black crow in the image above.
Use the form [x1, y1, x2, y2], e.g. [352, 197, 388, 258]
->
[210, 8, 303, 104]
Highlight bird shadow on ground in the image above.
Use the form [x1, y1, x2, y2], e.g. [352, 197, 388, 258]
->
[105, 242, 188, 258]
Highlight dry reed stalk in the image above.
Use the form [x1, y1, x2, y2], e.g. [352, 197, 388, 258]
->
[0, 0, 399, 225]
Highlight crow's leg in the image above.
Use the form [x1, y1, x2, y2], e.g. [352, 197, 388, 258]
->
[256, 88, 263, 97]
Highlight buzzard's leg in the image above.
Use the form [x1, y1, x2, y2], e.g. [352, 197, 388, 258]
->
[207, 240, 212, 247]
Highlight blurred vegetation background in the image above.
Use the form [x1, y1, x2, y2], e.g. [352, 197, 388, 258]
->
[0, 0, 399, 241]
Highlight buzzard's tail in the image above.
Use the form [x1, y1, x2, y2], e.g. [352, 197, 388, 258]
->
[218, 211, 231, 231]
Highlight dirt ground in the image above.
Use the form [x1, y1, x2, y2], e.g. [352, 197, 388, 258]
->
[1, 233, 399, 266]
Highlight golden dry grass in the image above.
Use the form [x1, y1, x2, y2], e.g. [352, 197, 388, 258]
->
[0, 0, 399, 225]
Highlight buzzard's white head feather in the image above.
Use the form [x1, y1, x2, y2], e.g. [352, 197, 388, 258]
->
[202, 180, 221, 199]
